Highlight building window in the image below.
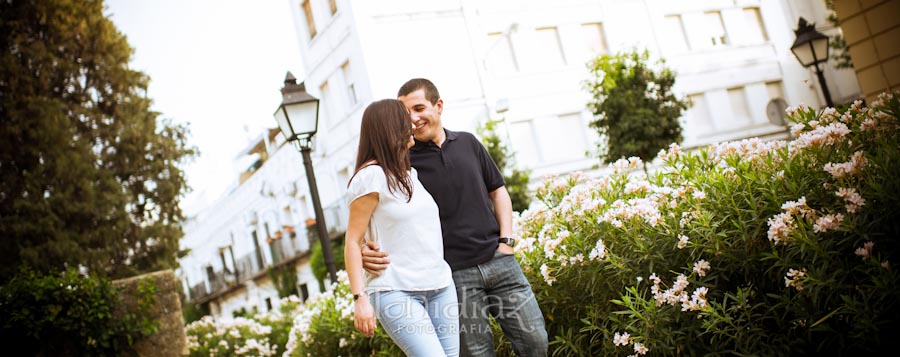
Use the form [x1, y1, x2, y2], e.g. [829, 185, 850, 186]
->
[265, 297, 273, 312]
[301, 0, 316, 39]
[299, 283, 310, 302]
[341, 61, 358, 107]
[662, 15, 690, 53]
[486, 32, 519, 74]
[581, 23, 608, 57]
[703, 11, 728, 47]
[534, 27, 567, 67]
[686, 93, 714, 137]
[508, 120, 541, 167]
[727, 87, 752, 127]
[319, 81, 334, 128]
[743, 7, 769, 44]
[328, 0, 337, 15]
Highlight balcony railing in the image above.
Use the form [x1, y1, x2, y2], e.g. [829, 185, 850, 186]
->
[188, 231, 315, 303]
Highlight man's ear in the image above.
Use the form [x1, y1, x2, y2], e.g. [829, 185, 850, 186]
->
[436, 98, 443, 115]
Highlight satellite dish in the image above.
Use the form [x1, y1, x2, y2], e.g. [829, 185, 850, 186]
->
[767, 98, 789, 126]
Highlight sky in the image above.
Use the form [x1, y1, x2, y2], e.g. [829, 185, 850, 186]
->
[105, 0, 304, 216]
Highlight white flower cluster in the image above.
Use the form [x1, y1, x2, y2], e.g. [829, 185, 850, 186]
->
[612, 332, 649, 355]
[648, 271, 709, 312]
[184, 316, 276, 356]
[854, 241, 875, 260]
[836, 187, 866, 213]
[784, 268, 806, 292]
[823, 151, 867, 179]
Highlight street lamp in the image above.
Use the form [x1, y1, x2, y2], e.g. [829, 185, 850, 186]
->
[273, 71, 338, 284]
[790, 17, 834, 107]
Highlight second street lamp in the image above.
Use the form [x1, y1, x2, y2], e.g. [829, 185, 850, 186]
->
[790, 17, 834, 108]
[273, 71, 338, 284]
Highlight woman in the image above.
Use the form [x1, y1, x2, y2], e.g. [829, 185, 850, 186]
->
[345, 99, 458, 356]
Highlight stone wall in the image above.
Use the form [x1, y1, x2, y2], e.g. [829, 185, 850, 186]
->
[113, 270, 188, 357]
[833, 0, 900, 101]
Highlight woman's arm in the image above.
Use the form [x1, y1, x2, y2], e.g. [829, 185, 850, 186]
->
[345, 192, 379, 336]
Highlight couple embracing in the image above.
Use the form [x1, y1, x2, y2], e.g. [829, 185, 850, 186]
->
[344, 78, 548, 356]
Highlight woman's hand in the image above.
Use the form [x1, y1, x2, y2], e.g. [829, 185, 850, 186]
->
[353, 295, 377, 337]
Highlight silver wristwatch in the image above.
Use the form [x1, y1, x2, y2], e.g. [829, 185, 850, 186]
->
[499, 237, 517, 247]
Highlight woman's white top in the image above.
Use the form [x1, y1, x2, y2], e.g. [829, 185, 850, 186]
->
[347, 165, 452, 294]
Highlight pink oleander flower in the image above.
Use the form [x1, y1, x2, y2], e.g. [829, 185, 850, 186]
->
[836, 187, 866, 213]
[693, 260, 711, 277]
[677, 234, 689, 249]
[633, 342, 649, 355]
[824, 151, 867, 179]
[589, 239, 607, 260]
[813, 213, 844, 233]
[613, 332, 631, 346]
[855, 241, 874, 260]
[767, 212, 795, 244]
[540, 264, 555, 286]
[784, 268, 807, 292]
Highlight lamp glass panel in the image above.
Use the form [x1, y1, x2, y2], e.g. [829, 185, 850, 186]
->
[792, 42, 816, 67]
[274, 107, 293, 141]
[812, 37, 829, 64]
[285, 101, 319, 136]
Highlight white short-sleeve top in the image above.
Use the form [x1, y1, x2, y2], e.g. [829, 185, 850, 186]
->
[347, 165, 452, 294]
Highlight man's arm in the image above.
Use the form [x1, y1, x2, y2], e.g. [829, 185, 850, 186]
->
[490, 185, 514, 253]
[361, 241, 390, 276]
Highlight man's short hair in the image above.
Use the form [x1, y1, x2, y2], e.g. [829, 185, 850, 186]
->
[398, 78, 440, 105]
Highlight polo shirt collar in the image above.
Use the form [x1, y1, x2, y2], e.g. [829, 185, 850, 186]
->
[412, 128, 457, 150]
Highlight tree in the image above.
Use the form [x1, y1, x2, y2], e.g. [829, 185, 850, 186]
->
[0, 0, 196, 282]
[584, 49, 690, 166]
[478, 119, 532, 213]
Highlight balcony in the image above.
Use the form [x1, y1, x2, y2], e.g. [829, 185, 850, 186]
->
[188, 230, 315, 304]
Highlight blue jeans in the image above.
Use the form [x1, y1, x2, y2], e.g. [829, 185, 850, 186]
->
[452, 251, 548, 357]
[371, 285, 460, 356]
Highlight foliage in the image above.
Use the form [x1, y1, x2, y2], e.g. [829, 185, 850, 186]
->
[310, 235, 346, 290]
[267, 264, 300, 299]
[182, 302, 209, 325]
[478, 118, 534, 212]
[0, 0, 196, 282]
[0, 268, 158, 356]
[283, 271, 401, 356]
[824, 0, 853, 69]
[185, 316, 277, 357]
[507, 91, 900, 355]
[584, 49, 690, 166]
[255, 296, 305, 357]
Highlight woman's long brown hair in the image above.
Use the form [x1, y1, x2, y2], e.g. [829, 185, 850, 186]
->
[349, 99, 414, 202]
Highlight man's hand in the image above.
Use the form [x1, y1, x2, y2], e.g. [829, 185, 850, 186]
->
[497, 242, 515, 255]
[361, 241, 390, 276]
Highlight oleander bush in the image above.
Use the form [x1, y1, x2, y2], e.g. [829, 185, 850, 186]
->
[183, 91, 899, 355]
[510, 91, 900, 355]
[185, 315, 277, 356]
[283, 271, 401, 356]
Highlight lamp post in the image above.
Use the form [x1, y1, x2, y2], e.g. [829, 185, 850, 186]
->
[790, 17, 834, 108]
[273, 71, 338, 284]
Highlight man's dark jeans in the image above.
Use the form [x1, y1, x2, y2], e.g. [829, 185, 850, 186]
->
[451, 251, 549, 356]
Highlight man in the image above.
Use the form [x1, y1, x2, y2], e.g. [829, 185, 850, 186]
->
[362, 78, 548, 356]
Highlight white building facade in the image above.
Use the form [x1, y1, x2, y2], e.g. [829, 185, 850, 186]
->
[287, 0, 860, 180]
[178, 129, 349, 318]
[178, 0, 862, 318]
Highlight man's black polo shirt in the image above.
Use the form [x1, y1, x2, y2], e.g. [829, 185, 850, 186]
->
[409, 128, 505, 271]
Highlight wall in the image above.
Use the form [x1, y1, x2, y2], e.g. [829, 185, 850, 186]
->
[833, 0, 900, 101]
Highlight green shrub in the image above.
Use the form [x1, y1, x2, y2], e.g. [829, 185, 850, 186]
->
[510, 92, 900, 355]
[0, 268, 156, 355]
[284, 271, 401, 356]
